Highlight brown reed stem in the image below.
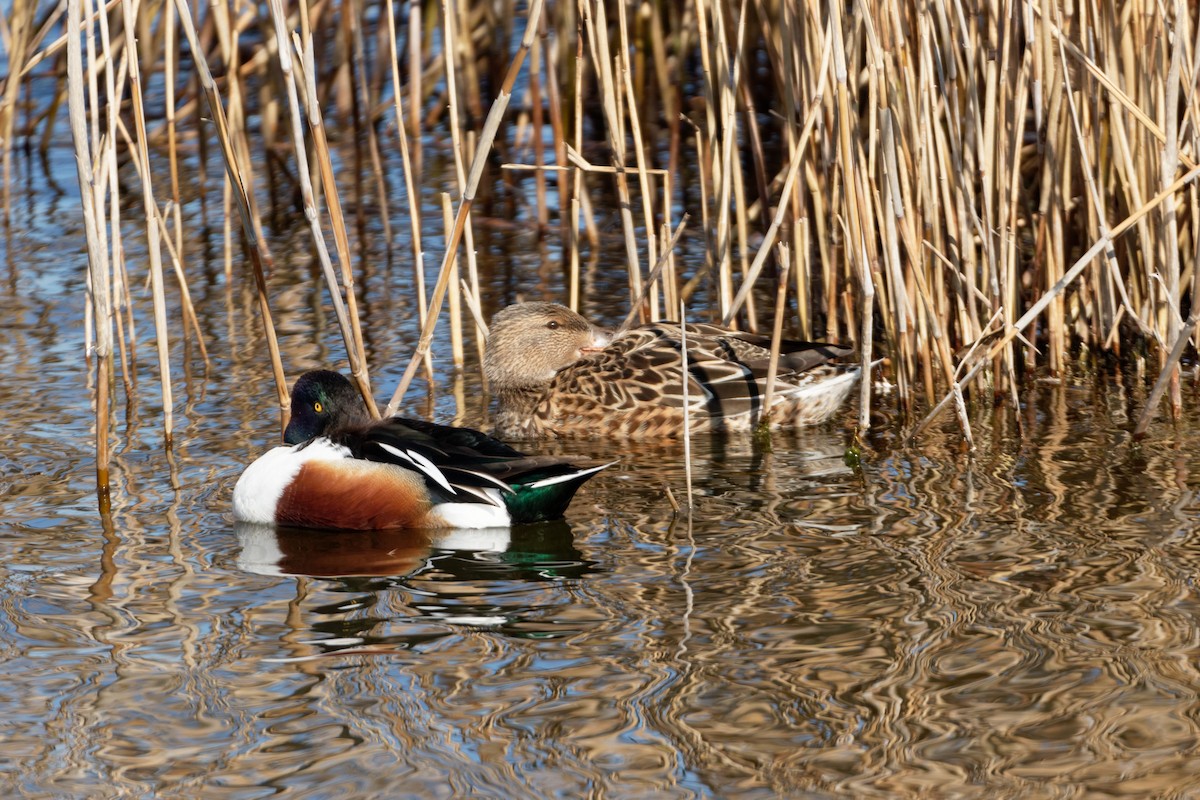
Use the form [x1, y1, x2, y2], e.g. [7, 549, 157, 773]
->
[66, 0, 111, 498]
[122, 0, 173, 445]
[383, 0, 432, 376]
[758, 242, 792, 430]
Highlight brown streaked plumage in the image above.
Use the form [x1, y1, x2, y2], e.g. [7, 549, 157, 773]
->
[484, 302, 861, 439]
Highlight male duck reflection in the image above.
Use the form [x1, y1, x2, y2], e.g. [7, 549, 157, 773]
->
[233, 370, 611, 530]
[484, 301, 862, 439]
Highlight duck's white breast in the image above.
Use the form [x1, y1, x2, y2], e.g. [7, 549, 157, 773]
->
[232, 439, 352, 524]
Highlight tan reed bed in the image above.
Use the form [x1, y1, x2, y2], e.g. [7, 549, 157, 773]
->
[5, 0, 1200, 500]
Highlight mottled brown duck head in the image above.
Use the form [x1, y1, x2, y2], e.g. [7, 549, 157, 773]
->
[485, 302, 610, 389]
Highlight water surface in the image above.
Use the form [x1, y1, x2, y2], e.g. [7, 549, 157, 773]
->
[3, 133, 1200, 800]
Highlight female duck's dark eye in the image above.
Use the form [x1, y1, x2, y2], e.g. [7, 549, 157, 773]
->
[546, 321, 560, 330]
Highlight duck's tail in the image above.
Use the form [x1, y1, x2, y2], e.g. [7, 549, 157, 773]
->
[777, 360, 883, 425]
[501, 459, 615, 524]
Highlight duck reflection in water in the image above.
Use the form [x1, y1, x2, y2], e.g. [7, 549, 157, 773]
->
[235, 518, 600, 580]
[234, 519, 603, 655]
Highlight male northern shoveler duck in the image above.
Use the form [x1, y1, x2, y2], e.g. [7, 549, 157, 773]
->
[483, 302, 861, 439]
[233, 370, 611, 530]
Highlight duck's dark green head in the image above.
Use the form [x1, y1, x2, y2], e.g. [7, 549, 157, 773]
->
[283, 370, 371, 444]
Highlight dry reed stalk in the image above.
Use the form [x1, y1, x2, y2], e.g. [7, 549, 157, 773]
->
[97, 5, 131, 393]
[121, 0, 175, 445]
[793, 217, 809, 339]
[614, 0, 661, 320]
[441, 0, 473, 368]
[66, 0, 112, 502]
[1158, 3, 1185, 416]
[172, 0, 289, 420]
[661, 175, 680, 317]
[347, 0, 392, 247]
[580, 0, 643, 311]
[566, 6, 585, 310]
[878, 110, 912, 409]
[828, 0, 873, 432]
[459, 278, 489, 338]
[540, 10, 570, 247]
[703, 0, 739, 323]
[385, 0, 547, 415]
[758, 242, 791, 431]
[164, 0, 184, 270]
[291, 26, 376, 412]
[407, 0, 423, 172]
[529, 22, 548, 230]
[441, 194, 463, 367]
[680, 299, 693, 512]
[0, 0, 32, 222]
[382, 0, 431, 376]
[266, 0, 377, 415]
[568, 4, 598, 302]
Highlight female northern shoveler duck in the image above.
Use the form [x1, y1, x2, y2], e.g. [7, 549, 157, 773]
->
[233, 370, 611, 530]
[483, 302, 860, 439]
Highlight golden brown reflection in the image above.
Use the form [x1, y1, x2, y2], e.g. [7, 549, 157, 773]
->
[8, 156, 1200, 798]
[10, 376, 1200, 796]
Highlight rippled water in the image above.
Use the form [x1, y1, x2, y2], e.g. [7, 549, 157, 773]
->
[6, 147, 1200, 799]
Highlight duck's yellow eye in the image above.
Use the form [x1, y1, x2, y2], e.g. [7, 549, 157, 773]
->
[314, 401, 324, 413]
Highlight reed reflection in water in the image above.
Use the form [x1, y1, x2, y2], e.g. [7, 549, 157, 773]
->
[4, 142, 1200, 800]
[10, 394, 1200, 797]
